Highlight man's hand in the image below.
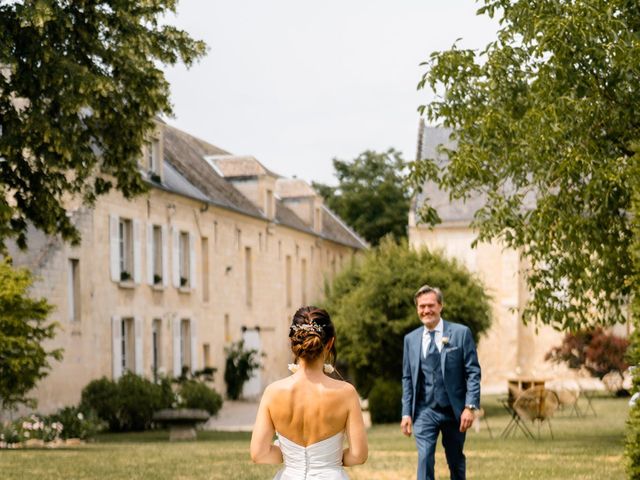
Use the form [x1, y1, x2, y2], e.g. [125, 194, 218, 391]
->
[400, 416, 413, 436]
[459, 408, 475, 433]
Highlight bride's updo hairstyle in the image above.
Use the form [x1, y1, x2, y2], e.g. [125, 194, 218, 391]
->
[289, 306, 336, 363]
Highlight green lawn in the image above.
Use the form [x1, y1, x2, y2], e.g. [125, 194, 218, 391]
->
[0, 396, 628, 480]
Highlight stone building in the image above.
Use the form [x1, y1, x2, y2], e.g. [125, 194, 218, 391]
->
[9, 121, 366, 412]
[409, 124, 569, 392]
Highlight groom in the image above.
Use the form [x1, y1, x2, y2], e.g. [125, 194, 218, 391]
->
[400, 285, 481, 480]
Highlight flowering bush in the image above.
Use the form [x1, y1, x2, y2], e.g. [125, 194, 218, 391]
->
[47, 406, 102, 440]
[0, 414, 62, 447]
[0, 408, 102, 448]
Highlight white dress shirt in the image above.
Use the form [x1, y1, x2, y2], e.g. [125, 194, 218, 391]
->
[422, 319, 444, 357]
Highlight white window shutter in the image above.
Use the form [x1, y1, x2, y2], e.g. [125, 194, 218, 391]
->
[134, 316, 144, 375]
[172, 317, 181, 376]
[189, 233, 196, 290]
[133, 219, 142, 284]
[162, 225, 169, 288]
[147, 224, 154, 285]
[112, 315, 122, 379]
[172, 228, 180, 288]
[109, 215, 120, 282]
[190, 318, 198, 373]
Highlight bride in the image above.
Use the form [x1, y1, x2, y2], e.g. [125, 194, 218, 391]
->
[250, 306, 368, 479]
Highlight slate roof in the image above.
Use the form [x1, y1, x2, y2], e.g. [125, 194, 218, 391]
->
[412, 125, 536, 225]
[160, 124, 366, 249]
[413, 125, 486, 225]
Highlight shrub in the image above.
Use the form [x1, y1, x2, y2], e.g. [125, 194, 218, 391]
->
[113, 373, 172, 431]
[80, 373, 172, 432]
[0, 414, 63, 446]
[80, 377, 120, 431]
[323, 238, 492, 396]
[47, 406, 102, 440]
[178, 380, 223, 416]
[224, 340, 260, 400]
[546, 328, 630, 379]
[368, 379, 402, 424]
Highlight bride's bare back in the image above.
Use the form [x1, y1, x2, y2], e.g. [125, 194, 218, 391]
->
[267, 372, 356, 446]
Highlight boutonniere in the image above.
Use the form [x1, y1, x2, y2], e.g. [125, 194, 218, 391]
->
[441, 337, 450, 346]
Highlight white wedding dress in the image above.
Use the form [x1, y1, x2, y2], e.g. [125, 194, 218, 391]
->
[273, 431, 350, 479]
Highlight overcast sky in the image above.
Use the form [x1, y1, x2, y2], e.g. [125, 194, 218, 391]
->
[163, 1, 499, 185]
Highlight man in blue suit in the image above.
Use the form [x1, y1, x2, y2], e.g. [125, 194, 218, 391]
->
[400, 285, 481, 480]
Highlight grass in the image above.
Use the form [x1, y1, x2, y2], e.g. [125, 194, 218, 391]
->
[0, 395, 628, 479]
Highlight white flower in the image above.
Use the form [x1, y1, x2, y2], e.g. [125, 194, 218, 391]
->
[323, 364, 335, 374]
[442, 337, 450, 345]
[287, 363, 300, 373]
[22, 422, 31, 431]
[630, 392, 640, 407]
[77, 412, 84, 421]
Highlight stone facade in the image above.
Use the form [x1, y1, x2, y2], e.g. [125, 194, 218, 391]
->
[9, 122, 366, 413]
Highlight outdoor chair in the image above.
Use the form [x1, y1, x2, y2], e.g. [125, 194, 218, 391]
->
[547, 380, 582, 417]
[513, 386, 559, 439]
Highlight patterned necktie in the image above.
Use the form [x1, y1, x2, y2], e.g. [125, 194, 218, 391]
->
[428, 330, 437, 355]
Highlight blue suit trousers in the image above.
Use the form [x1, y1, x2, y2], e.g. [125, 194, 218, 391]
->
[413, 406, 466, 480]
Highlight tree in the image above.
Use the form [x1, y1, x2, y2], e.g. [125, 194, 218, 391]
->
[322, 238, 491, 396]
[0, 259, 59, 410]
[410, 0, 640, 331]
[0, 0, 206, 251]
[0, 1, 205, 410]
[313, 149, 410, 246]
[545, 328, 629, 379]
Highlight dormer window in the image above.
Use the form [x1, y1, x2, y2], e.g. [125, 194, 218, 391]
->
[314, 207, 322, 231]
[143, 138, 162, 182]
[265, 189, 274, 218]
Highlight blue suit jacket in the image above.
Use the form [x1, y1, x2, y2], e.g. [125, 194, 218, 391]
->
[401, 320, 481, 421]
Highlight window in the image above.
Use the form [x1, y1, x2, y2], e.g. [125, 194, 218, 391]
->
[152, 225, 163, 285]
[265, 189, 274, 218]
[301, 258, 307, 306]
[119, 219, 133, 281]
[202, 237, 210, 302]
[224, 314, 230, 343]
[144, 138, 161, 176]
[286, 255, 292, 308]
[152, 319, 162, 377]
[236, 228, 242, 250]
[121, 317, 135, 373]
[179, 231, 190, 287]
[258, 232, 263, 252]
[203, 343, 211, 368]
[314, 207, 321, 231]
[68, 259, 80, 322]
[180, 319, 192, 372]
[245, 247, 253, 307]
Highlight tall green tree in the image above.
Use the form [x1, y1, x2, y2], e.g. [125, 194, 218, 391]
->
[411, 0, 640, 330]
[0, 0, 206, 409]
[323, 238, 491, 396]
[0, 0, 206, 251]
[0, 259, 58, 409]
[313, 149, 409, 246]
